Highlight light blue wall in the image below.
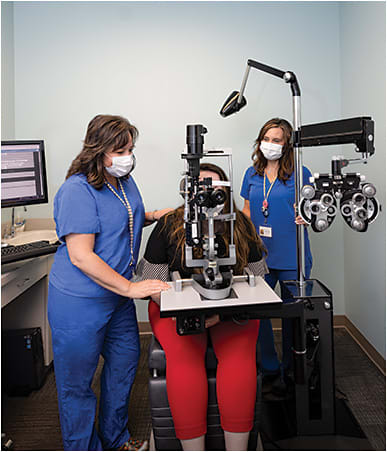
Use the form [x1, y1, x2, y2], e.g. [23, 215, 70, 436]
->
[3, 2, 381, 333]
[1, 1, 15, 138]
[339, 2, 386, 358]
[1, 2, 15, 227]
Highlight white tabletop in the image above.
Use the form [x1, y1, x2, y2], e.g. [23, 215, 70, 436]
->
[161, 275, 282, 313]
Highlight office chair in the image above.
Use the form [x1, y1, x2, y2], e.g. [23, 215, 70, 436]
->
[148, 335, 262, 451]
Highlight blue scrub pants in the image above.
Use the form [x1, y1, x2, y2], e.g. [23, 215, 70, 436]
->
[48, 283, 140, 451]
[260, 267, 311, 375]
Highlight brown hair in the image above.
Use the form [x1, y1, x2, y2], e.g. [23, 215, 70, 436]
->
[66, 114, 139, 189]
[163, 162, 266, 275]
[252, 117, 294, 183]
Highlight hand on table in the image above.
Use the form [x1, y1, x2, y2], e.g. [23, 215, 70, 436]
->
[128, 279, 170, 299]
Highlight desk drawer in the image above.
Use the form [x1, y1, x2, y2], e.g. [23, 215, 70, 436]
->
[2, 257, 48, 308]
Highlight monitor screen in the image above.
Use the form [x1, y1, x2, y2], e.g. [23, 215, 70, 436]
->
[1, 140, 48, 208]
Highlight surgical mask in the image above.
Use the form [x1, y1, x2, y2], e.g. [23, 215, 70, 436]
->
[105, 154, 136, 178]
[260, 141, 283, 161]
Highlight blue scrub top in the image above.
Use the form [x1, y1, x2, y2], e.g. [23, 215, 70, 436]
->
[50, 173, 145, 298]
[241, 166, 313, 271]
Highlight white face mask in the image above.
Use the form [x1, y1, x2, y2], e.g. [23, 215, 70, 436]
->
[260, 141, 283, 161]
[105, 154, 136, 178]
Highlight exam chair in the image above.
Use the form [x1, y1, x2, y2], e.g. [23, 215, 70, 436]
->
[148, 335, 262, 451]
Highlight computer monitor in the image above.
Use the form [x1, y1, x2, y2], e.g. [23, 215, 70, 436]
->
[1, 140, 48, 208]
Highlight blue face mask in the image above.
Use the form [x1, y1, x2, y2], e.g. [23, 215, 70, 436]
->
[105, 154, 136, 178]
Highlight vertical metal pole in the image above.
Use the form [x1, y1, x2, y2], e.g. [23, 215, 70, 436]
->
[228, 154, 234, 245]
[292, 307, 306, 385]
[183, 160, 189, 223]
[208, 216, 216, 260]
[10, 207, 15, 238]
[292, 95, 305, 286]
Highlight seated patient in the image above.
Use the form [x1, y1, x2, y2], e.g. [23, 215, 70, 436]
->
[137, 163, 268, 451]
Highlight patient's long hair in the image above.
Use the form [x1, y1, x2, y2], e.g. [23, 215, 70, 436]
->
[162, 163, 266, 275]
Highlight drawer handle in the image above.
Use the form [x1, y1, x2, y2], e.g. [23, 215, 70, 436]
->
[16, 277, 31, 288]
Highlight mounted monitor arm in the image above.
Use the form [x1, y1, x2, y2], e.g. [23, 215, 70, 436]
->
[220, 59, 306, 287]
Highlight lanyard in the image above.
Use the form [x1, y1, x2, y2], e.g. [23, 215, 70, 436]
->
[262, 172, 277, 222]
[105, 178, 135, 267]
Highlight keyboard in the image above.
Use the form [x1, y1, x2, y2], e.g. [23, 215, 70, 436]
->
[1, 240, 60, 265]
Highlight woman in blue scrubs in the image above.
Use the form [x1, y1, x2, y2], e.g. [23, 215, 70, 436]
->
[240, 117, 312, 394]
[48, 114, 170, 451]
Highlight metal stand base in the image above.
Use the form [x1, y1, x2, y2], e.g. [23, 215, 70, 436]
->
[261, 279, 372, 450]
[260, 397, 371, 450]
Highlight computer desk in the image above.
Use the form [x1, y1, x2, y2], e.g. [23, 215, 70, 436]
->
[2, 255, 54, 366]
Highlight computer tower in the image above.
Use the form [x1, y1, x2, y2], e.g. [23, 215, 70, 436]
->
[2, 327, 46, 396]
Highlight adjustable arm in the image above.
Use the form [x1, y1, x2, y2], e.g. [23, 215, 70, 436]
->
[221, 60, 301, 117]
[238, 59, 301, 101]
[247, 59, 286, 79]
[220, 59, 305, 285]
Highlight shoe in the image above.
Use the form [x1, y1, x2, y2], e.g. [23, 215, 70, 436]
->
[271, 372, 294, 397]
[271, 374, 287, 396]
[262, 373, 280, 394]
[119, 439, 149, 451]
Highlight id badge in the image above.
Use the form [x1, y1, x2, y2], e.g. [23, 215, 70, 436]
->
[259, 224, 272, 238]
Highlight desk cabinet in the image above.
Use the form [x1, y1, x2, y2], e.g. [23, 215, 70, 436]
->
[2, 255, 54, 366]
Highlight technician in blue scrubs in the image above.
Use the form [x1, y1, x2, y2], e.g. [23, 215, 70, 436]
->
[48, 114, 170, 451]
[241, 117, 312, 393]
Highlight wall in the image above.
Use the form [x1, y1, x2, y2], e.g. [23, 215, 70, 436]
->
[1, 1, 15, 139]
[1, 2, 15, 227]
[2, 1, 350, 322]
[339, 2, 386, 358]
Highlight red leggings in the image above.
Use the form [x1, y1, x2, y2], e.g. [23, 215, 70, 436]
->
[149, 301, 260, 440]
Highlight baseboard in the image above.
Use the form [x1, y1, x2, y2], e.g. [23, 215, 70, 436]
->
[338, 316, 386, 375]
[140, 315, 386, 375]
[139, 321, 152, 334]
[333, 314, 347, 328]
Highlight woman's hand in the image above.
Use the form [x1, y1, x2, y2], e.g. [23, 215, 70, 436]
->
[205, 315, 220, 328]
[145, 208, 174, 225]
[127, 279, 170, 299]
[295, 215, 309, 226]
[242, 200, 251, 218]
[294, 203, 309, 226]
[153, 208, 174, 221]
